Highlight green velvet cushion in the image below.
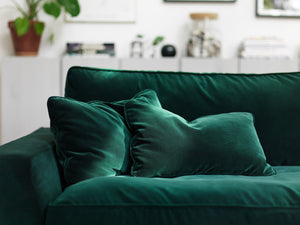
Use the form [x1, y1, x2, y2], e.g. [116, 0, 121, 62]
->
[65, 67, 300, 166]
[47, 97, 131, 185]
[125, 90, 275, 178]
[46, 166, 300, 225]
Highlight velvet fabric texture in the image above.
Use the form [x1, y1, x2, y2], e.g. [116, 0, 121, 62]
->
[46, 166, 300, 225]
[125, 90, 275, 178]
[65, 67, 300, 166]
[0, 128, 61, 225]
[47, 97, 130, 185]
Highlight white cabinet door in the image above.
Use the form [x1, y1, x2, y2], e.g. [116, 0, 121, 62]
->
[1, 57, 60, 144]
[239, 59, 298, 73]
[181, 58, 238, 73]
[121, 58, 180, 71]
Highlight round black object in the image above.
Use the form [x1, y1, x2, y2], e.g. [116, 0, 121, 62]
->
[161, 45, 176, 57]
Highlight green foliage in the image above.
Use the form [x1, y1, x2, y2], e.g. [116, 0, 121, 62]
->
[11, 0, 80, 36]
[58, 0, 80, 17]
[14, 17, 30, 36]
[34, 21, 45, 35]
[152, 36, 164, 46]
[43, 2, 61, 18]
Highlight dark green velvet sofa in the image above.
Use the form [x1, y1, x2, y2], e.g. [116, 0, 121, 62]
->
[1, 66, 300, 225]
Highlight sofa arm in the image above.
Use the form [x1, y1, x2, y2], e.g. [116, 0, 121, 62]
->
[0, 128, 62, 225]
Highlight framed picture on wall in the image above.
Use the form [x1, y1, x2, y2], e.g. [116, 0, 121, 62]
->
[164, 0, 235, 1]
[65, 0, 136, 23]
[256, 0, 300, 17]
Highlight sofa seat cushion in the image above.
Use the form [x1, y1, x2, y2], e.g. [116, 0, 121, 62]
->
[46, 166, 300, 225]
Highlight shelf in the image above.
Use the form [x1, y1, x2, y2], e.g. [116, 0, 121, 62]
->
[239, 58, 298, 73]
[121, 58, 180, 71]
[181, 58, 238, 73]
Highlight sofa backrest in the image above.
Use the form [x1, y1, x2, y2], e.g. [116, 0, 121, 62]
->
[65, 66, 300, 166]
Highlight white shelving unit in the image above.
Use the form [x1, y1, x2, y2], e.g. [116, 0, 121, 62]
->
[121, 58, 180, 71]
[1, 57, 60, 144]
[239, 59, 298, 73]
[181, 58, 238, 73]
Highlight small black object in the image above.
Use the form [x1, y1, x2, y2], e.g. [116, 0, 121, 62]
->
[161, 44, 176, 57]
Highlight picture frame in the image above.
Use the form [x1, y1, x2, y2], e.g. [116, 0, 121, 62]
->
[164, 0, 235, 2]
[65, 0, 137, 23]
[256, 0, 300, 17]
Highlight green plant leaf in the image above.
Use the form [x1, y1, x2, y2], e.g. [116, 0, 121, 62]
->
[34, 22, 45, 35]
[56, 0, 64, 5]
[153, 36, 164, 46]
[43, 2, 61, 19]
[58, 0, 80, 17]
[14, 17, 30, 36]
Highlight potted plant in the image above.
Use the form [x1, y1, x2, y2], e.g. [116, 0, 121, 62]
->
[151, 36, 164, 58]
[8, 0, 80, 56]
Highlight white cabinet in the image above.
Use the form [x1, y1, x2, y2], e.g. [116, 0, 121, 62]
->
[121, 58, 180, 71]
[1, 57, 60, 144]
[181, 58, 238, 73]
[239, 59, 298, 73]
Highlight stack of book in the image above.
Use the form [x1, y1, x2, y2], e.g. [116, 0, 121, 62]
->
[66, 43, 115, 57]
[239, 37, 290, 59]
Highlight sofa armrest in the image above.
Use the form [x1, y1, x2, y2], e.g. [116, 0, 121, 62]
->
[0, 128, 62, 225]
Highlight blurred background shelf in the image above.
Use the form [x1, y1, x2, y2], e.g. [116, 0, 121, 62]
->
[239, 58, 298, 73]
[121, 58, 180, 71]
[181, 58, 238, 73]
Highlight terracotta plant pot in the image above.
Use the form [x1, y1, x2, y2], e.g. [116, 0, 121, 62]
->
[8, 20, 44, 56]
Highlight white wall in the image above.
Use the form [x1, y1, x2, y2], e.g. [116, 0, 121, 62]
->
[1, 0, 300, 60]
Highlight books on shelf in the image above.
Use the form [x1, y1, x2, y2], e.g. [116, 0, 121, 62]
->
[239, 37, 290, 59]
[66, 43, 115, 57]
